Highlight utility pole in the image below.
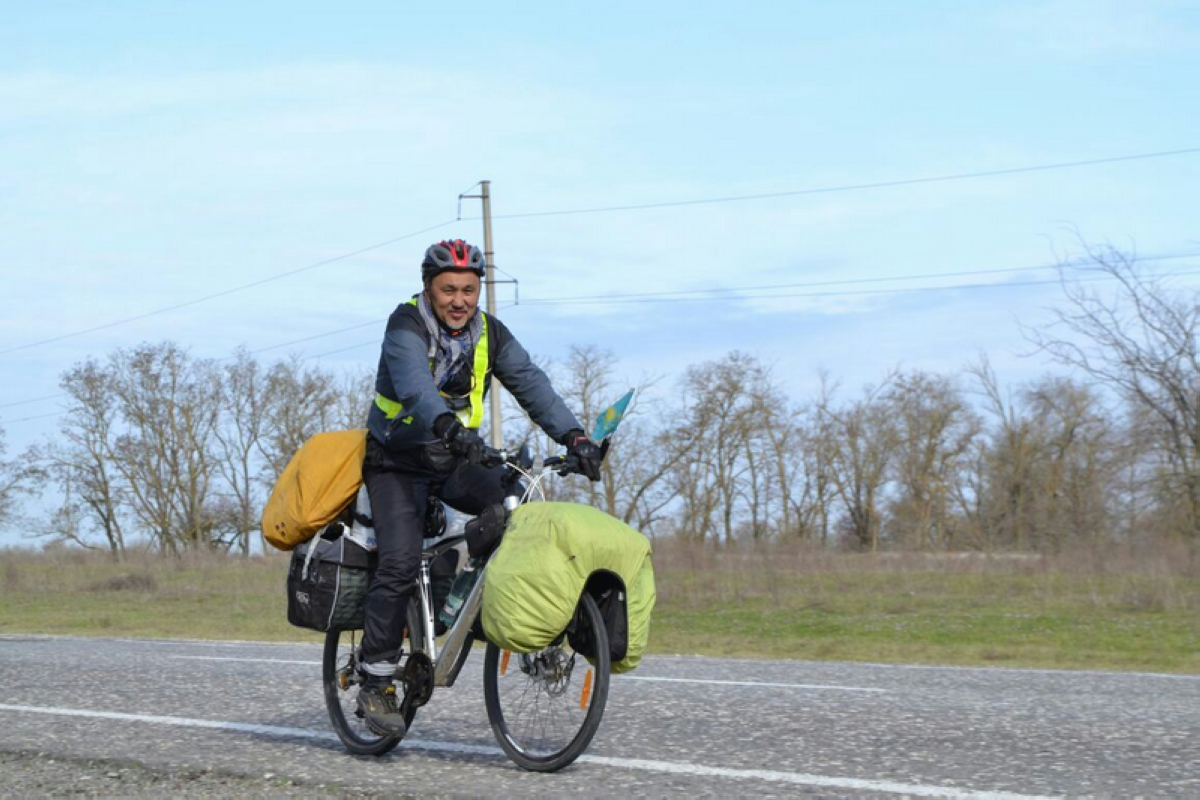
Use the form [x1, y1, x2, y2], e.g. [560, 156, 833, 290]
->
[480, 182, 503, 448]
[459, 181, 505, 447]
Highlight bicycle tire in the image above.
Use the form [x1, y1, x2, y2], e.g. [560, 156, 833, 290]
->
[483, 591, 610, 772]
[322, 602, 428, 756]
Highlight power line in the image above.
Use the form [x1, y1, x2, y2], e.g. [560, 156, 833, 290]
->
[486, 147, 1200, 220]
[245, 320, 379, 356]
[3, 148, 1196, 416]
[0, 392, 70, 410]
[4, 250, 1198, 413]
[0, 218, 457, 358]
[518, 251, 1200, 305]
[119, 250, 1200, 353]
[7, 265, 1199, 426]
[0, 319, 391, 413]
[310, 340, 379, 360]
[514, 268, 1200, 306]
[0, 321, 386, 413]
[6, 148, 1193, 360]
[1, 410, 65, 425]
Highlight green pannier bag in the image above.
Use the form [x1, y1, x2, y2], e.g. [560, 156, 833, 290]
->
[481, 502, 655, 673]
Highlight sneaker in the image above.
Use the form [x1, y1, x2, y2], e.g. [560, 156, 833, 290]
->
[356, 682, 407, 737]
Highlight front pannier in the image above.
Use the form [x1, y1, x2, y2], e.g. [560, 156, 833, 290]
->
[286, 526, 375, 632]
[481, 502, 655, 673]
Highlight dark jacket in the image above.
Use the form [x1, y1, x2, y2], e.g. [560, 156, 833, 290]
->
[366, 300, 581, 453]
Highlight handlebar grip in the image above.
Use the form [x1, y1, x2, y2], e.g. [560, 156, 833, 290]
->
[479, 445, 507, 469]
[556, 454, 582, 476]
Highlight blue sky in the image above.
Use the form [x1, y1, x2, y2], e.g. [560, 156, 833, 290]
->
[2, 0, 1199, 476]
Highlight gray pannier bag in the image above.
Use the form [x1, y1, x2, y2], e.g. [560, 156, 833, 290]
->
[286, 522, 375, 632]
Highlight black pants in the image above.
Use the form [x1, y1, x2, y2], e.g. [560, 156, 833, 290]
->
[359, 440, 506, 670]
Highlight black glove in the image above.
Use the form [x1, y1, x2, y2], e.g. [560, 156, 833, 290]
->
[433, 413, 485, 466]
[563, 429, 602, 482]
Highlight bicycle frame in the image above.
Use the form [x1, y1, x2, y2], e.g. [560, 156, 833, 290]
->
[411, 494, 520, 689]
[407, 537, 484, 688]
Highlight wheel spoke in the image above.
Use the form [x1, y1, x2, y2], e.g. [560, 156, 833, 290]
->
[322, 602, 427, 756]
[483, 593, 610, 771]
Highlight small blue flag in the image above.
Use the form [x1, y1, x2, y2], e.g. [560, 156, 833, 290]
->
[591, 389, 634, 442]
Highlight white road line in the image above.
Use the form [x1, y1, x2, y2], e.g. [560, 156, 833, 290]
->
[6, 636, 1196, 682]
[0, 703, 1056, 799]
[616, 675, 885, 692]
[170, 655, 321, 666]
[0, 634, 303, 648]
[166, 655, 885, 693]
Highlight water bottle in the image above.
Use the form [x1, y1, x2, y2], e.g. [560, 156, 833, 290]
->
[438, 557, 481, 629]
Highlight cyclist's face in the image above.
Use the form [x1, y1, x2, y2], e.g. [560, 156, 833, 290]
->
[426, 271, 481, 330]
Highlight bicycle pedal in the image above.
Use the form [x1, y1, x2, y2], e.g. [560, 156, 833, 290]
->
[400, 651, 435, 710]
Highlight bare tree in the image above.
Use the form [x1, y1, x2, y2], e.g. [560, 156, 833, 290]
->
[738, 368, 792, 542]
[782, 372, 844, 547]
[108, 343, 223, 553]
[327, 367, 375, 432]
[560, 345, 681, 527]
[507, 345, 678, 532]
[800, 406, 840, 546]
[34, 359, 128, 558]
[0, 424, 44, 531]
[666, 352, 780, 544]
[966, 357, 1125, 552]
[885, 371, 980, 550]
[1024, 376, 1116, 551]
[964, 357, 1040, 550]
[556, 345, 614, 510]
[1029, 243, 1200, 547]
[259, 355, 344, 483]
[820, 374, 898, 551]
[212, 348, 268, 555]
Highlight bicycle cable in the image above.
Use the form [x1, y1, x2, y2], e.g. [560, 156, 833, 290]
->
[518, 464, 550, 504]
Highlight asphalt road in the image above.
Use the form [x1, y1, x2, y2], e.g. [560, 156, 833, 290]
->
[0, 635, 1197, 798]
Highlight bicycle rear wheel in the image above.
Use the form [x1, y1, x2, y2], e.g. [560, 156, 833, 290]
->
[483, 592, 610, 772]
[322, 602, 428, 756]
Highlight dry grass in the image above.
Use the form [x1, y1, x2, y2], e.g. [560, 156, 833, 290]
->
[648, 539, 1199, 672]
[2, 540, 1197, 672]
[652, 539, 1198, 611]
[0, 548, 296, 641]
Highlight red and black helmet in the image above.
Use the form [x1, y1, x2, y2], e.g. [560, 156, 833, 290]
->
[421, 239, 486, 283]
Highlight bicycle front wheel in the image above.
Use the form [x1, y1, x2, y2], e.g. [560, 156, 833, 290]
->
[322, 602, 428, 756]
[483, 592, 610, 772]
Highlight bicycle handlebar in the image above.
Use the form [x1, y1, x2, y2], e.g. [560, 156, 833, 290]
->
[479, 446, 584, 477]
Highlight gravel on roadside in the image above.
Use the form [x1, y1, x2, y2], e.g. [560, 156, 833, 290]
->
[0, 750, 435, 799]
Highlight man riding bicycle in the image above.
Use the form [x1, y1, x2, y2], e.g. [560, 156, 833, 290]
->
[357, 238, 602, 737]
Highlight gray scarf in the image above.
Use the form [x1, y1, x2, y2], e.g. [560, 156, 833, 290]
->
[416, 292, 483, 389]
